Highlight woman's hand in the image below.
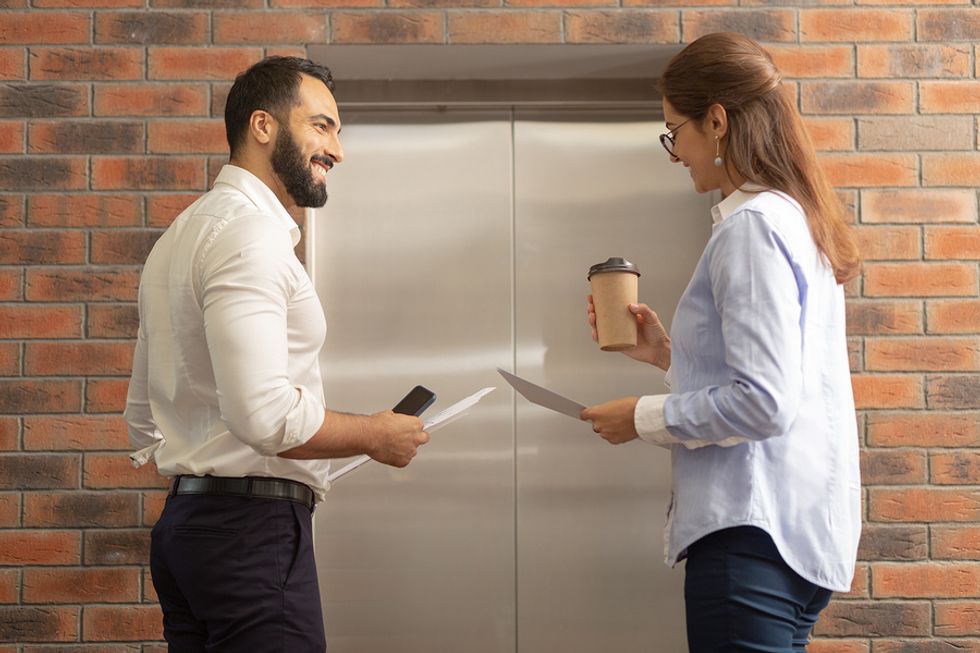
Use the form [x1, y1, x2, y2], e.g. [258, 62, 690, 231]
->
[587, 296, 671, 370]
[580, 397, 640, 445]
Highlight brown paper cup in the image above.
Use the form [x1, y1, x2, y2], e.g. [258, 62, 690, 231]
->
[590, 270, 639, 351]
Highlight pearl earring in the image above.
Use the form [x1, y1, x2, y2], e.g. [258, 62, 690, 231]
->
[713, 137, 723, 168]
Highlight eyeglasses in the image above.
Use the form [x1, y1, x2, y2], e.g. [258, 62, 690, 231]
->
[659, 118, 692, 157]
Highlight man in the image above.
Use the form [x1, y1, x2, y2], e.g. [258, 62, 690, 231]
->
[125, 56, 429, 651]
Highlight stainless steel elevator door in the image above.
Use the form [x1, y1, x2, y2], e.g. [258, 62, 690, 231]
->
[310, 108, 713, 653]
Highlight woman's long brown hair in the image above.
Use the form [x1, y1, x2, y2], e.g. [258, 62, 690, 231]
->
[658, 32, 860, 284]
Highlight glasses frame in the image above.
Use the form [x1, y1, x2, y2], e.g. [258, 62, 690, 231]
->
[659, 118, 692, 157]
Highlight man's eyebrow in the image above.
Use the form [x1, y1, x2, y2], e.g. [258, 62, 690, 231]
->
[310, 113, 340, 132]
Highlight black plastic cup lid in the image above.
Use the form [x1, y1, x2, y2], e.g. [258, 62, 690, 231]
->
[588, 257, 640, 280]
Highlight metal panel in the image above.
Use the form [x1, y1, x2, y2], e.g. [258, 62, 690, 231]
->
[311, 110, 516, 653]
[512, 112, 712, 653]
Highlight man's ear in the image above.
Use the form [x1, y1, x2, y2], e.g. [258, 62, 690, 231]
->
[249, 109, 277, 146]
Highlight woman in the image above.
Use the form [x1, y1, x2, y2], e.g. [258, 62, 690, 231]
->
[581, 32, 861, 652]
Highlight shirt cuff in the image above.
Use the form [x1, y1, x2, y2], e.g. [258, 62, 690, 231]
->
[635, 394, 748, 450]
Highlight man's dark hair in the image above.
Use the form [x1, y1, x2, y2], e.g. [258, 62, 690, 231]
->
[225, 56, 335, 157]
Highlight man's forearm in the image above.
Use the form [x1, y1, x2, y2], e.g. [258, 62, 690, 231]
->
[277, 410, 378, 460]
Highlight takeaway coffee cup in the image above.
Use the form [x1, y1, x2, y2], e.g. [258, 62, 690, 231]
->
[588, 257, 641, 351]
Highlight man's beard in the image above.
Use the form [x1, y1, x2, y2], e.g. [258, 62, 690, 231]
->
[271, 124, 328, 208]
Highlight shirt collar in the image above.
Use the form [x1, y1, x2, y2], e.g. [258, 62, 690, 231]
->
[213, 164, 302, 247]
[710, 182, 769, 226]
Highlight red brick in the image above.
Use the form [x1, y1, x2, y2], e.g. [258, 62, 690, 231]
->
[91, 229, 162, 265]
[803, 117, 853, 152]
[0, 494, 18, 528]
[813, 600, 930, 637]
[95, 11, 209, 45]
[143, 566, 158, 603]
[926, 226, 980, 260]
[846, 300, 922, 336]
[860, 448, 927, 485]
[0, 418, 16, 451]
[923, 154, 980, 187]
[214, 12, 327, 44]
[859, 116, 973, 152]
[84, 529, 150, 566]
[24, 415, 129, 451]
[928, 300, 980, 335]
[154, 0, 262, 6]
[0, 83, 89, 118]
[29, 120, 145, 154]
[94, 83, 208, 117]
[854, 225, 920, 260]
[0, 157, 88, 191]
[861, 190, 977, 224]
[448, 11, 561, 43]
[26, 268, 139, 302]
[85, 456, 168, 490]
[0, 606, 79, 642]
[331, 12, 444, 44]
[0, 120, 24, 153]
[86, 378, 130, 413]
[867, 411, 980, 447]
[875, 640, 980, 653]
[850, 374, 923, 409]
[935, 600, 980, 636]
[807, 641, 868, 653]
[869, 487, 980, 522]
[565, 10, 676, 43]
[822, 153, 918, 188]
[34, 0, 144, 5]
[147, 119, 226, 154]
[802, 82, 914, 115]
[858, 44, 971, 78]
[683, 9, 794, 42]
[767, 45, 853, 78]
[932, 451, 980, 485]
[29, 47, 144, 81]
[842, 562, 870, 598]
[0, 344, 18, 376]
[0, 230, 85, 264]
[24, 492, 140, 528]
[0, 380, 81, 414]
[148, 46, 262, 80]
[0, 12, 91, 44]
[929, 375, 980, 410]
[92, 157, 206, 191]
[863, 263, 977, 298]
[858, 524, 928, 561]
[867, 337, 980, 372]
[147, 194, 198, 228]
[0, 195, 23, 228]
[848, 337, 862, 372]
[142, 490, 168, 527]
[921, 81, 980, 114]
[917, 8, 980, 41]
[801, 9, 912, 42]
[88, 304, 140, 339]
[23, 567, 140, 604]
[28, 193, 142, 227]
[83, 604, 162, 642]
[25, 342, 134, 376]
[873, 562, 980, 598]
[278, 0, 381, 6]
[0, 569, 16, 604]
[0, 48, 25, 81]
[0, 305, 82, 338]
[0, 530, 80, 565]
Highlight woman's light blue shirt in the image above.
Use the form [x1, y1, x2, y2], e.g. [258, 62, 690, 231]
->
[634, 186, 861, 592]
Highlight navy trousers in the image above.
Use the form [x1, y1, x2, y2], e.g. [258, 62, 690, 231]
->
[150, 493, 326, 652]
[684, 526, 833, 653]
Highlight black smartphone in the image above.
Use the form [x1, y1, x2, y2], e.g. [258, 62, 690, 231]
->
[392, 385, 436, 416]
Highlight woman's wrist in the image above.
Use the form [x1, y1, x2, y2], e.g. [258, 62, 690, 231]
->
[654, 342, 671, 371]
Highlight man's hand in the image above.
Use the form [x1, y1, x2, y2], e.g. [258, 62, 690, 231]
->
[367, 411, 430, 468]
[580, 397, 640, 445]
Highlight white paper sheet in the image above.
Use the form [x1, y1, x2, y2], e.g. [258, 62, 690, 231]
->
[326, 386, 496, 482]
[496, 368, 585, 420]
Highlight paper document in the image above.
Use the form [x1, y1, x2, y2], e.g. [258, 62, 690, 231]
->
[497, 368, 585, 420]
[326, 386, 496, 483]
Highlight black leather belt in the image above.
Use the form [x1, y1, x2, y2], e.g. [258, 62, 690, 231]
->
[171, 475, 315, 510]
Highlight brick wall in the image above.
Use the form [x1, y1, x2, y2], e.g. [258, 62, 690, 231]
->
[1, 1, 978, 650]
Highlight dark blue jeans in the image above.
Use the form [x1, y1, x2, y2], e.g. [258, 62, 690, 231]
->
[684, 526, 833, 653]
[150, 493, 326, 652]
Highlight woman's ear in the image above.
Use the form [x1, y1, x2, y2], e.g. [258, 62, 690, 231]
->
[707, 103, 729, 139]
